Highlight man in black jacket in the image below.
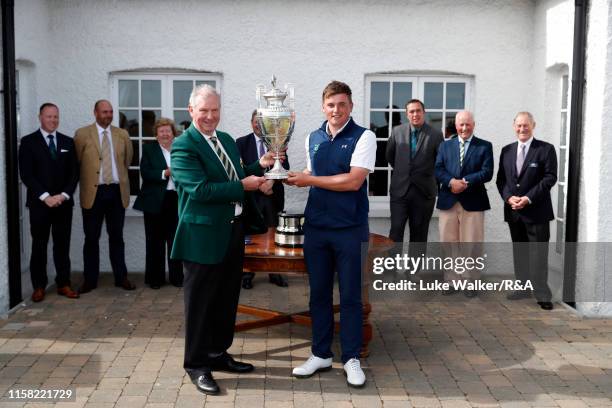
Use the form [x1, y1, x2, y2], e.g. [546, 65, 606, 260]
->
[236, 110, 290, 288]
[496, 112, 557, 310]
[386, 99, 444, 245]
[19, 103, 79, 302]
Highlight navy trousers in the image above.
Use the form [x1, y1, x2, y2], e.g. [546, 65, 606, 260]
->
[303, 223, 369, 363]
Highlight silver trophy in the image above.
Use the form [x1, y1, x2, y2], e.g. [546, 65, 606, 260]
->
[256, 75, 295, 179]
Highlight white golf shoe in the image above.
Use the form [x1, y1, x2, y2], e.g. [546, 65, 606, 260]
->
[292, 355, 333, 378]
[343, 358, 366, 387]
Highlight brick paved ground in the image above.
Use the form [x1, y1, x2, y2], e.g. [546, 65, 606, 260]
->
[0, 273, 611, 407]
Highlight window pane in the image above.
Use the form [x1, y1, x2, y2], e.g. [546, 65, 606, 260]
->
[445, 114, 456, 139]
[370, 111, 388, 136]
[142, 110, 160, 137]
[446, 83, 465, 109]
[119, 110, 139, 137]
[425, 112, 443, 133]
[174, 110, 191, 132]
[129, 169, 141, 195]
[560, 112, 567, 146]
[424, 82, 443, 109]
[131, 140, 140, 167]
[557, 184, 565, 218]
[196, 80, 216, 88]
[375, 140, 388, 167]
[392, 82, 412, 108]
[368, 170, 388, 196]
[141, 80, 161, 107]
[561, 75, 569, 109]
[556, 220, 564, 253]
[558, 147, 566, 181]
[174, 80, 193, 108]
[118, 80, 138, 107]
[370, 82, 390, 109]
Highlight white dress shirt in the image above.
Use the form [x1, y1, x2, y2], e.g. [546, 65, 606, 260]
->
[159, 144, 176, 191]
[305, 117, 377, 173]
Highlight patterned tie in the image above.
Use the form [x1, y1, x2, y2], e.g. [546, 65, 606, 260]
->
[210, 136, 238, 181]
[257, 138, 266, 159]
[47, 135, 57, 160]
[101, 130, 113, 184]
[516, 144, 526, 175]
[459, 139, 465, 167]
[410, 129, 418, 159]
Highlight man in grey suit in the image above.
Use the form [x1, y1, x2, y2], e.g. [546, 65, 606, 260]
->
[386, 99, 444, 245]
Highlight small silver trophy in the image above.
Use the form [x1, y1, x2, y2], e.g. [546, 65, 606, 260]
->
[256, 75, 295, 179]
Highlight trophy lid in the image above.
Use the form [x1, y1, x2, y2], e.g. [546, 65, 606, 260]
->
[262, 75, 288, 105]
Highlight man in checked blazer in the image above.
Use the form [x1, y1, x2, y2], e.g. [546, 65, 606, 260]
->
[74, 99, 136, 293]
[19, 103, 79, 302]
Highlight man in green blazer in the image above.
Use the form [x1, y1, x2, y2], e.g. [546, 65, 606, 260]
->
[170, 84, 275, 395]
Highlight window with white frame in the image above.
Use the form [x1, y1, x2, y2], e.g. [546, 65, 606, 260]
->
[111, 73, 221, 197]
[365, 75, 472, 200]
[556, 74, 569, 253]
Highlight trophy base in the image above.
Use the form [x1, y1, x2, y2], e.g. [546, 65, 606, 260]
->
[264, 171, 288, 180]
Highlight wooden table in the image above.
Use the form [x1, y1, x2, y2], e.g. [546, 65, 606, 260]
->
[236, 228, 392, 358]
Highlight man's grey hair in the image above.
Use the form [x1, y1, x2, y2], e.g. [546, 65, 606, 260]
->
[514, 111, 535, 124]
[189, 84, 220, 108]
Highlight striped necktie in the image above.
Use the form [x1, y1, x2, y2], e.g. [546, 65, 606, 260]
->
[210, 136, 238, 181]
[101, 130, 113, 184]
[459, 139, 465, 167]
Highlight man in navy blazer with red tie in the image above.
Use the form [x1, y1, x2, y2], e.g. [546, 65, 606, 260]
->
[236, 110, 290, 288]
[19, 103, 80, 302]
[496, 111, 557, 310]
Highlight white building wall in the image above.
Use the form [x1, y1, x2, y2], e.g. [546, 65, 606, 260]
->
[13, 0, 549, 275]
[575, 0, 612, 316]
[0, 8, 10, 314]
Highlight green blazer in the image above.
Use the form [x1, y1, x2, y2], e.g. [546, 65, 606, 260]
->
[170, 124, 266, 265]
[133, 142, 170, 214]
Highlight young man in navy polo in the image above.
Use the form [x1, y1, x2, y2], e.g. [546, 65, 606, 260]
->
[286, 81, 376, 387]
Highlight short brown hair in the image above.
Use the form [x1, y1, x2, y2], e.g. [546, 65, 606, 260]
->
[322, 80, 352, 103]
[405, 99, 425, 111]
[153, 117, 177, 137]
[39, 102, 58, 114]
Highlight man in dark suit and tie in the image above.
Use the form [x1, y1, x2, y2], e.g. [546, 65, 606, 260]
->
[496, 111, 557, 310]
[18, 103, 80, 302]
[171, 85, 276, 395]
[435, 111, 493, 297]
[386, 99, 444, 257]
[236, 110, 289, 289]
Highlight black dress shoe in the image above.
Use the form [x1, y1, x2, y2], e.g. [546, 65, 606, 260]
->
[269, 274, 288, 287]
[79, 281, 97, 294]
[506, 290, 532, 300]
[242, 278, 253, 290]
[211, 353, 254, 373]
[464, 289, 478, 298]
[150, 284, 161, 290]
[191, 371, 220, 395]
[115, 278, 136, 291]
[441, 287, 457, 296]
[538, 301, 554, 310]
